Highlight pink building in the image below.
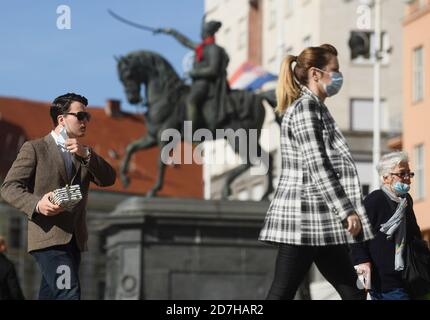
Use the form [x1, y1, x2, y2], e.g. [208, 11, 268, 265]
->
[403, 0, 430, 240]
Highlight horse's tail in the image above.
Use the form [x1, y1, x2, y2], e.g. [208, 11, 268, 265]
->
[257, 89, 282, 126]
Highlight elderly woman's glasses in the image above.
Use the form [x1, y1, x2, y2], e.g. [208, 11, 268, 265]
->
[390, 172, 415, 179]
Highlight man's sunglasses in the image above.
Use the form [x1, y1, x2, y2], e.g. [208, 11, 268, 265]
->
[64, 112, 91, 122]
[390, 172, 415, 179]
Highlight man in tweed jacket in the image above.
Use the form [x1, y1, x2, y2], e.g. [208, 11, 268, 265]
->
[260, 45, 373, 300]
[1, 93, 116, 299]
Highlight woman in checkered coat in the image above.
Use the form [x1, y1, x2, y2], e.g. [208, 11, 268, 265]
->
[259, 44, 374, 300]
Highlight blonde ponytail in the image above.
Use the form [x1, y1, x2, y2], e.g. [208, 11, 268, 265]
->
[275, 55, 301, 114]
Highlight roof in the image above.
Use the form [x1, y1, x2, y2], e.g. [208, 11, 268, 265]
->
[0, 96, 203, 198]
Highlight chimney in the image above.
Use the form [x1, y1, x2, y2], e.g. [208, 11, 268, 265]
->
[105, 99, 121, 117]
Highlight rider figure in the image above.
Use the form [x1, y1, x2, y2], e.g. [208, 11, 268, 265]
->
[154, 20, 230, 130]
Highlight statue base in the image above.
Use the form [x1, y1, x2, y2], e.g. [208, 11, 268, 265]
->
[100, 197, 276, 300]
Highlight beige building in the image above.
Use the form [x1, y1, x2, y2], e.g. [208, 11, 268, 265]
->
[403, 0, 430, 239]
[204, 0, 404, 198]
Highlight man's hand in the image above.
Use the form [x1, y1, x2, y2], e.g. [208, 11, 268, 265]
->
[346, 213, 362, 237]
[36, 192, 63, 216]
[65, 139, 89, 158]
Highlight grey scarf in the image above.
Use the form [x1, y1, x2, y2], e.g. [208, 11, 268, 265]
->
[380, 185, 408, 271]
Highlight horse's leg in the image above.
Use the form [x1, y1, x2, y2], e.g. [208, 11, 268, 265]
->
[248, 140, 274, 200]
[250, 98, 275, 200]
[261, 149, 274, 200]
[145, 149, 166, 198]
[120, 134, 157, 188]
[222, 138, 274, 200]
[221, 163, 251, 199]
[145, 123, 173, 197]
[221, 134, 251, 199]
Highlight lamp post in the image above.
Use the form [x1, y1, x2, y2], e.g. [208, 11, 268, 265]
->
[276, 0, 285, 70]
[372, 0, 382, 191]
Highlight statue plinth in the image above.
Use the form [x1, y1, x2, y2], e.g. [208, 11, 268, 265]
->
[100, 197, 276, 300]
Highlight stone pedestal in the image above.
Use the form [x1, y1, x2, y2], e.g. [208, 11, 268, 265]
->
[100, 197, 276, 300]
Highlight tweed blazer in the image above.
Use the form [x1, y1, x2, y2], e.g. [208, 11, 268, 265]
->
[259, 87, 374, 246]
[1, 134, 116, 252]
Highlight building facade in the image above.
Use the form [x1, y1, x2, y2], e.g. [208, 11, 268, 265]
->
[204, 0, 404, 201]
[204, 0, 408, 197]
[403, 0, 430, 239]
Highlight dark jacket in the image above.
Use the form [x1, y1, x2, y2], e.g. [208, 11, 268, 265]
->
[0, 253, 25, 300]
[350, 189, 422, 292]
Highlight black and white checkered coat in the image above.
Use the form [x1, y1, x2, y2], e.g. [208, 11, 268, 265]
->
[259, 87, 374, 246]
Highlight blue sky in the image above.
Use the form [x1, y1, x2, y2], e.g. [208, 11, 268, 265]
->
[0, 0, 204, 112]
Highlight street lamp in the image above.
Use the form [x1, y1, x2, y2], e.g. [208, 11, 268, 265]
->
[373, 0, 382, 191]
[348, 0, 382, 191]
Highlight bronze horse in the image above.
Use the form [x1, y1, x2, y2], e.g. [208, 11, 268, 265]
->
[117, 50, 278, 199]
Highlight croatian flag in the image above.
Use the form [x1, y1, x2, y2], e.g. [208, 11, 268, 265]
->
[229, 61, 277, 91]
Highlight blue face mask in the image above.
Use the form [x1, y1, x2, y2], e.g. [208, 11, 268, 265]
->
[392, 181, 410, 195]
[315, 68, 344, 97]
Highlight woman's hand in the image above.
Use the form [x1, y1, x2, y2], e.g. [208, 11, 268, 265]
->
[346, 213, 362, 237]
[355, 262, 371, 290]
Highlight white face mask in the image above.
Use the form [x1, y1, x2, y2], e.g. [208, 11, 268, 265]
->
[392, 181, 410, 196]
[314, 68, 344, 97]
[59, 125, 69, 142]
[57, 120, 70, 148]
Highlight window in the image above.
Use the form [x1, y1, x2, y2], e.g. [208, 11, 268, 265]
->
[285, 0, 294, 16]
[267, 55, 277, 69]
[285, 46, 294, 56]
[362, 185, 370, 197]
[350, 98, 388, 132]
[303, 35, 312, 48]
[224, 27, 232, 53]
[9, 217, 22, 249]
[414, 144, 425, 200]
[238, 17, 247, 50]
[355, 162, 373, 195]
[269, 0, 277, 29]
[413, 47, 424, 103]
[206, 0, 221, 12]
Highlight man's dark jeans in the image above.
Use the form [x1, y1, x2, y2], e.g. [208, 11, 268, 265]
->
[30, 237, 81, 300]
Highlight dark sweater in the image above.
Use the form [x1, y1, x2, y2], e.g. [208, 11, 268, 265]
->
[350, 189, 422, 293]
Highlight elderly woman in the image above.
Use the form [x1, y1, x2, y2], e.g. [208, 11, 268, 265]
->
[351, 151, 424, 300]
